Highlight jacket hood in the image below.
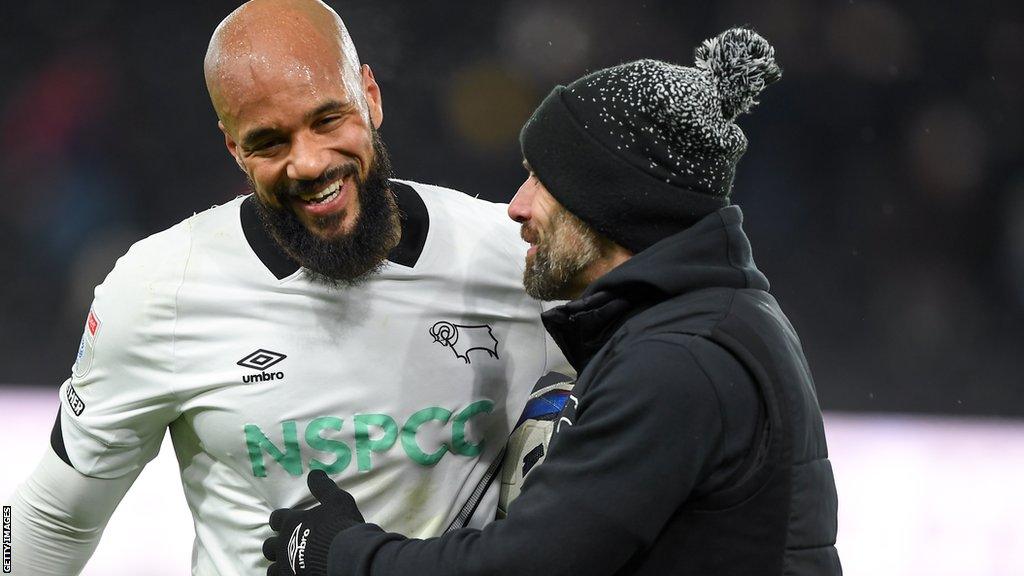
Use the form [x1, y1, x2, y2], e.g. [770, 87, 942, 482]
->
[542, 205, 769, 372]
[585, 205, 768, 301]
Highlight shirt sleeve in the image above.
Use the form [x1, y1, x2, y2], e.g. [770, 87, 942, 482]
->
[328, 336, 749, 576]
[7, 449, 142, 575]
[55, 226, 188, 479]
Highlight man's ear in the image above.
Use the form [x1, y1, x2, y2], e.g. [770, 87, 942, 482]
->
[362, 64, 383, 129]
[219, 120, 246, 172]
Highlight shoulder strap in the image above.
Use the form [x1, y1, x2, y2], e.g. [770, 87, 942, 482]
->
[444, 446, 506, 533]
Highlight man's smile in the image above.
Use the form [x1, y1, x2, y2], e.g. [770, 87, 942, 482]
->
[291, 175, 351, 219]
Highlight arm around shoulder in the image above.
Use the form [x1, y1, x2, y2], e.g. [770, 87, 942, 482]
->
[324, 337, 733, 576]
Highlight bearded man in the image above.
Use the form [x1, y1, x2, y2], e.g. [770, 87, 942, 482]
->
[7, 1, 565, 574]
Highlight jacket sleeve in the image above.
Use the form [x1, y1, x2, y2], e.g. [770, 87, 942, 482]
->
[328, 336, 733, 576]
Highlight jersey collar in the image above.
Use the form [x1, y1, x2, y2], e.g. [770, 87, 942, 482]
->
[240, 180, 429, 280]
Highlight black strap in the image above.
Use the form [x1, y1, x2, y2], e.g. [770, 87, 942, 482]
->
[445, 371, 574, 531]
[444, 445, 506, 533]
[50, 408, 74, 468]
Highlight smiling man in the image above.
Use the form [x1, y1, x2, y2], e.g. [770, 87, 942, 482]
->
[7, 1, 566, 574]
[205, 2, 400, 284]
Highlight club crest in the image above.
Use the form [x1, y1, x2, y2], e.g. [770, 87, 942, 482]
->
[429, 321, 500, 364]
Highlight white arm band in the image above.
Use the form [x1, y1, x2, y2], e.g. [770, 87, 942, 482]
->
[8, 449, 141, 575]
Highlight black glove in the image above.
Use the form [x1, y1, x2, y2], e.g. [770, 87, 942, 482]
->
[263, 469, 366, 576]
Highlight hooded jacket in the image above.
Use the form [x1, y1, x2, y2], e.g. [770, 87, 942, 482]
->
[329, 206, 841, 576]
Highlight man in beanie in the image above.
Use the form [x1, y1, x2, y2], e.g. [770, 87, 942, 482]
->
[262, 27, 841, 576]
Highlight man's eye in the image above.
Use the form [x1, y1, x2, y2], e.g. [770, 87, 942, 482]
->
[249, 141, 283, 155]
[316, 115, 342, 129]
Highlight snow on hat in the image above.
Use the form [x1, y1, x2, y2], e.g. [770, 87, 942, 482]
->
[520, 27, 782, 253]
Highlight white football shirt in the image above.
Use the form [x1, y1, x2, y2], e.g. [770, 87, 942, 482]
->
[55, 180, 562, 575]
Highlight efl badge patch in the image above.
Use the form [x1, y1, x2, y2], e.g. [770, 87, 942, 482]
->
[429, 321, 499, 364]
[72, 307, 101, 379]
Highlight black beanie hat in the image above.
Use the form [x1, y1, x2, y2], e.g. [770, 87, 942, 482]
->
[520, 27, 781, 253]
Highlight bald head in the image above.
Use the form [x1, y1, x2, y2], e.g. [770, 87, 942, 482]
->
[204, 0, 364, 134]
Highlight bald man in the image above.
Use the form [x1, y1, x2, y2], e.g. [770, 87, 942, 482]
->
[7, 1, 566, 574]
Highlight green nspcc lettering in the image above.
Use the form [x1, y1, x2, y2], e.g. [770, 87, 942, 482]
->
[353, 413, 399, 472]
[245, 421, 302, 477]
[306, 416, 352, 474]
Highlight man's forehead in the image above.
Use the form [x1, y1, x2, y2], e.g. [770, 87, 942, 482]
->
[207, 12, 362, 124]
[220, 49, 344, 91]
[213, 47, 355, 132]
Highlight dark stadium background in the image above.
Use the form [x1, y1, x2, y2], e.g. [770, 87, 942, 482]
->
[2, 0, 1021, 416]
[2, 2, 1023, 574]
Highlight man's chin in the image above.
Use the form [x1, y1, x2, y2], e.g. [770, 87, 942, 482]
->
[523, 247, 587, 301]
[303, 215, 355, 242]
[251, 123, 398, 286]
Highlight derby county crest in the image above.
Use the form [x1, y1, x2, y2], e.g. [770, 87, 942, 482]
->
[430, 321, 500, 364]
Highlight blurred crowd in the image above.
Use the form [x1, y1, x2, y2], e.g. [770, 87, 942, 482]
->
[1, 0, 1021, 415]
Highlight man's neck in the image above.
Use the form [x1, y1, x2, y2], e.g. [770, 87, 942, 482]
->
[568, 241, 633, 299]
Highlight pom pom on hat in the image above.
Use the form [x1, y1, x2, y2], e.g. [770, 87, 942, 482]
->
[695, 27, 782, 120]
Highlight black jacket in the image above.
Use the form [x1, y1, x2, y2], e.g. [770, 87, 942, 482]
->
[330, 206, 841, 576]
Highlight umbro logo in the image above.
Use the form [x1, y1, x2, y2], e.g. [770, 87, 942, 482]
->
[238, 349, 287, 371]
[238, 349, 287, 383]
[288, 522, 309, 573]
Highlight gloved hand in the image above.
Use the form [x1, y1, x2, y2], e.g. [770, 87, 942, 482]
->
[263, 469, 365, 576]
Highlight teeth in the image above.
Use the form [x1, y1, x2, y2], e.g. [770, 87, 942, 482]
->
[300, 180, 342, 203]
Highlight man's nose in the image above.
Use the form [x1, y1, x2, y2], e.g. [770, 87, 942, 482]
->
[507, 179, 534, 223]
[286, 134, 331, 182]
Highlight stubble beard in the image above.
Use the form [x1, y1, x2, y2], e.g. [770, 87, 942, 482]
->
[251, 128, 401, 287]
[522, 206, 604, 301]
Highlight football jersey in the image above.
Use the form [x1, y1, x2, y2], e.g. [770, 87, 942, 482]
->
[54, 180, 561, 575]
